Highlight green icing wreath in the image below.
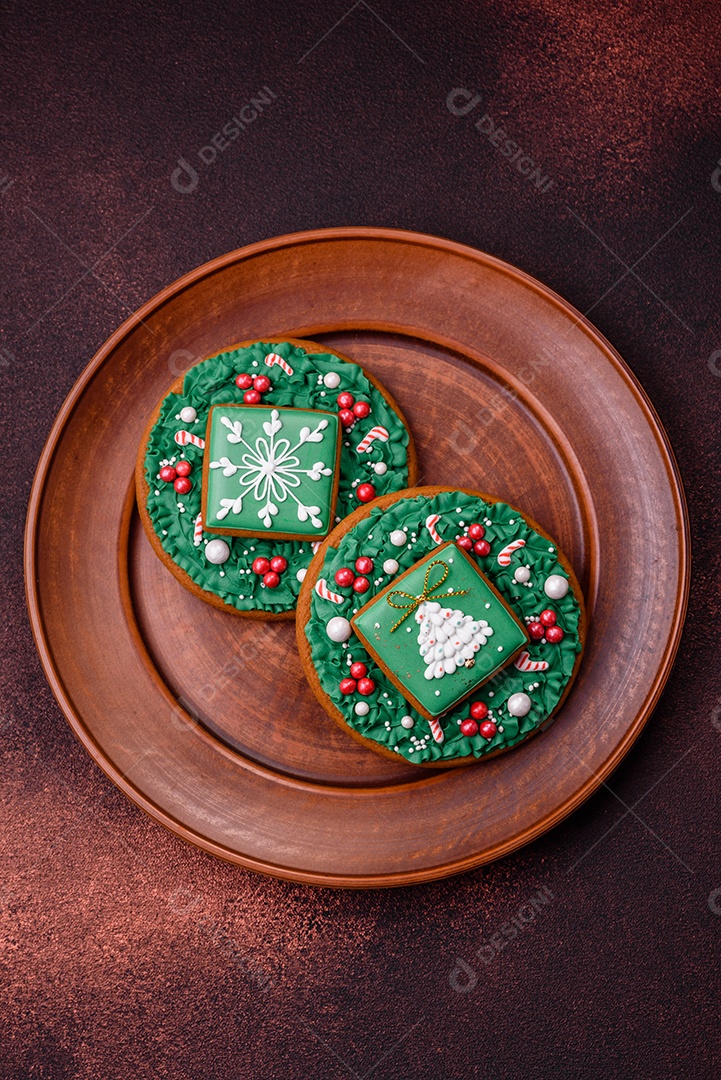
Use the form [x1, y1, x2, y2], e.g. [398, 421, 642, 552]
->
[142, 341, 412, 614]
[305, 491, 584, 763]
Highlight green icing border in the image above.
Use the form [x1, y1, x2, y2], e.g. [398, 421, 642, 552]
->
[143, 341, 411, 614]
[305, 491, 584, 763]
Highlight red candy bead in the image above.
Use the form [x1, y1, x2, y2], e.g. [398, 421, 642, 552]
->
[352, 401, 371, 419]
[175, 460, 192, 477]
[470, 701, 488, 721]
[262, 571, 280, 589]
[355, 556, 374, 574]
[337, 391, 355, 409]
[269, 556, 288, 573]
[339, 409, 356, 427]
[528, 621, 545, 640]
[174, 477, 192, 494]
[159, 465, 177, 483]
[356, 483, 376, 503]
[356, 677, 376, 696]
[479, 720, 497, 739]
[353, 576, 370, 594]
[235, 373, 253, 389]
[473, 539, 491, 557]
[545, 625, 565, 643]
[253, 375, 271, 393]
[339, 677, 357, 695]
[467, 523, 485, 540]
[460, 718, 479, 737]
[335, 567, 355, 587]
[456, 537, 473, 551]
[252, 557, 271, 575]
[350, 662, 368, 679]
[539, 609, 557, 627]
[244, 389, 262, 404]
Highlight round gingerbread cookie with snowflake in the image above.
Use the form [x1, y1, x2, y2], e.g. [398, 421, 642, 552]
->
[297, 487, 585, 766]
[135, 339, 417, 617]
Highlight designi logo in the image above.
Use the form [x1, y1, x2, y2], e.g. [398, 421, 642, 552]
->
[171, 87, 278, 194]
[446, 88, 555, 195]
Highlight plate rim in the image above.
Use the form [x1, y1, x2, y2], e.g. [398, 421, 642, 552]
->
[24, 226, 691, 887]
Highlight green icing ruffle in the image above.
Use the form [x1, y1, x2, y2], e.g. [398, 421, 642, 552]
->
[305, 491, 583, 763]
[143, 341, 411, 613]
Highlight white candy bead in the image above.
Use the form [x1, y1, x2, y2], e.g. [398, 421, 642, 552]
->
[544, 574, 569, 599]
[326, 616, 352, 642]
[354, 701, 370, 716]
[205, 539, 230, 565]
[507, 692, 532, 717]
[513, 566, 531, 584]
[179, 406, 197, 423]
[401, 715, 414, 729]
[373, 461, 388, 475]
[389, 529, 407, 547]
[383, 559, 399, 575]
[296, 567, 307, 582]
[323, 371, 341, 389]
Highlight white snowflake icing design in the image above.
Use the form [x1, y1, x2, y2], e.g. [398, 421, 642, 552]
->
[209, 409, 333, 529]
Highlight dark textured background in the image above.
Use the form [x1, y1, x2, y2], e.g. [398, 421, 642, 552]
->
[3, 1, 721, 1077]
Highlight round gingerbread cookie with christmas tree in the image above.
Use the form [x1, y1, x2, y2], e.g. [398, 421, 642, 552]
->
[135, 339, 417, 618]
[297, 487, 585, 766]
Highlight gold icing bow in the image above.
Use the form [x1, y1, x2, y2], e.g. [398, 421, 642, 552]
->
[386, 559, 469, 632]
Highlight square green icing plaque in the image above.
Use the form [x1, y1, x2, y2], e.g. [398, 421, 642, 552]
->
[202, 404, 341, 540]
[352, 542, 529, 719]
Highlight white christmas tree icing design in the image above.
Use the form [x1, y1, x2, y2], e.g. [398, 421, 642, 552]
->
[416, 600, 494, 680]
[210, 409, 332, 529]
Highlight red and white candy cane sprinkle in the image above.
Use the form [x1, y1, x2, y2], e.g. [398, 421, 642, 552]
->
[356, 425, 390, 453]
[193, 513, 203, 547]
[311, 541, 322, 554]
[514, 649, 549, 673]
[425, 513, 443, 545]
[428, 717, 445, 744]
[315, 578, 344, 604]
[264, 352, 294, 377]
[174, 430, 205, 449]
[496, 538, 526, 566]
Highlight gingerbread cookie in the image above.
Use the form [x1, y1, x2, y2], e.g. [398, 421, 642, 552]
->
[297, 487, 585, 766]
[136, 339, 417, 617]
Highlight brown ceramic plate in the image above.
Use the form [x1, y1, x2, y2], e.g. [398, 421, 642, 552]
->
[25, 228, 689, 887]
